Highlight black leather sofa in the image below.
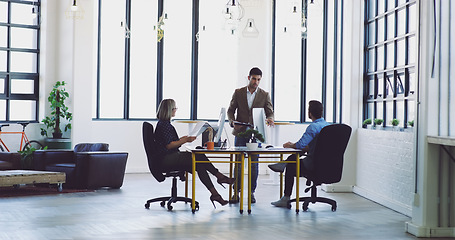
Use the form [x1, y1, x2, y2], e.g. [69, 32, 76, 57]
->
[0, 152, 21, 170]
[33, 143, 128, 189]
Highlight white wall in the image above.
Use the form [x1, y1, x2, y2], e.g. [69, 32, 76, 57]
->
[356, 129, 415, 216]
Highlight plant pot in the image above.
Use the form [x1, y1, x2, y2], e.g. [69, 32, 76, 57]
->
[246, 142, 258, 150]
[44, 138, 72, 149]
[52, 132, 63, 139]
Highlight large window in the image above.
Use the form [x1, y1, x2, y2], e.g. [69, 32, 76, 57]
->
[274, 0, 344, 123]
[96, 0, 344, 123]
[364, 0, 417, 128]
[197, 0, 238, 120]
[0, 0, 40, 122]
[274, 0, 303, 122]
[161, 0, 192, 119]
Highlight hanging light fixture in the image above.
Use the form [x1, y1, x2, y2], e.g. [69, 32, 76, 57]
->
[242, 18, 259, 38]
[156, 12, 167, 42]
[65, 0, 84, 20]
[222, 0, 244, 31]
[71, 0, 78, 11]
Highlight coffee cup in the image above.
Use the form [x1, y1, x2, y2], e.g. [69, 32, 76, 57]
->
[205, 141, 215, 150]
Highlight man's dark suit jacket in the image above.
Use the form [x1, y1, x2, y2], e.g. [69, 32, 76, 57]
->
[227, 86, 274, 136]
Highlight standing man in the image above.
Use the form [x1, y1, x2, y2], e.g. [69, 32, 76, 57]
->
[227, 67, 274, 203]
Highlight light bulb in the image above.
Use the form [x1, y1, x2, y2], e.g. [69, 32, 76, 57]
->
[71, 0, 78, 11]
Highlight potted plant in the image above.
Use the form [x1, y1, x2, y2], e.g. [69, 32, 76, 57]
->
[238, 129, 265, 150]
[363, 118, 372, 129]
[391, 118, 400, 131]
[40, 81, 72, 139]
[408, 120, 414, 127]
[374, 118, 384, 130]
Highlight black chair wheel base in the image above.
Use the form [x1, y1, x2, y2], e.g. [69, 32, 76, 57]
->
[302, 204, 309, 211]
[331, 205, 337, 212]
[145, 203, 150, 209]
[160, 201, 166, 207]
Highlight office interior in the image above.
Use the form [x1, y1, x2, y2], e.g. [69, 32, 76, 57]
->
[2, 0, 454, 238]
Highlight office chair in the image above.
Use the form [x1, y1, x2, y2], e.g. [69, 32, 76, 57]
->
[142, 122, 199, 211]
[290, 123, 352, 212]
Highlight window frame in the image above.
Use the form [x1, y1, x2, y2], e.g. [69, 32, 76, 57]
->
[0, 0, 40, 123]
[363, 0, 416, 128]
[95, 0, 345, 124]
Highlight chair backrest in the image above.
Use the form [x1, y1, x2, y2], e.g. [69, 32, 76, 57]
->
[74, 143, 109, 152]
[312, 124, 352, 184]
[142, 122, 166, 182]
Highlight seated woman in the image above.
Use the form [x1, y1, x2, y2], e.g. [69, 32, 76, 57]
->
[154, 99, 234, 208]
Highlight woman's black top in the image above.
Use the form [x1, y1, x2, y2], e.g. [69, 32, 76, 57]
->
[155, 120, 180, 159]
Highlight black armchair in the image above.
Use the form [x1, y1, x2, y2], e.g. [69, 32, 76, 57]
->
[142, 122, 199, 211]
[34, 143, 128, 189]
[290, 124, 352, 211]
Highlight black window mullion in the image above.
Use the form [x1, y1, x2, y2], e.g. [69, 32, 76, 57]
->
[339, 0, 344, 123]
[156, 0, 164, 112]
[301, 0, 307, 122]
[404, 2, 410, 127]
[190, 0, 199, 120]
[332, 0, 338, 123]
[123, 0, 131, 120]
[271, 0, 276, 114]
[321, 0, 328, 119]
[6, 1, 11, 121]
[96, 0, 102, 119]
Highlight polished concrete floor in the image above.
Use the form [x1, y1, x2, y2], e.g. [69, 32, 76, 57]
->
[0, 173, 446, 240]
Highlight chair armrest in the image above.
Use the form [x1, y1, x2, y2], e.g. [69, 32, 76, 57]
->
[33, 150, 75, 170]
[0, 152, 21, 169]
[75, 151, 128, 189]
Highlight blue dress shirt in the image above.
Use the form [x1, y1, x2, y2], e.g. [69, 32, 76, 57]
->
[295, 118, 330, 153]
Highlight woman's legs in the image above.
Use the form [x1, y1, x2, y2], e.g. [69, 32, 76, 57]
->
[161, 151, 233, 192]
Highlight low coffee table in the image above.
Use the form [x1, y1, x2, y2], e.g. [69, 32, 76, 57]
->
[0, 170, 66, 192]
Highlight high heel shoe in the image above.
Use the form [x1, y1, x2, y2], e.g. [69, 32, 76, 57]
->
[216, 175, 235, 189]
[210, 194, 228, 208]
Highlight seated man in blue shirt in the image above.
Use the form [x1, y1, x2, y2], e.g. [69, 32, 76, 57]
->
[268, 100, 330, 207]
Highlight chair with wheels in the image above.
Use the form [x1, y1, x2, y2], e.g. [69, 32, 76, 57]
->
[142, 122, 199, 211]
[289, 123, 352, 212]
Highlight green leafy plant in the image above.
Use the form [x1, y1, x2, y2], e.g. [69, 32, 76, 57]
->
[374, 118, 384, 126]
[238, 129, 265, 143]
[363, 119, 372, 125]
[391, 119, 399, 126]
[408, 120, 414, 127]
[40, 81, 72, 138]
[18, 145, 47, 170]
